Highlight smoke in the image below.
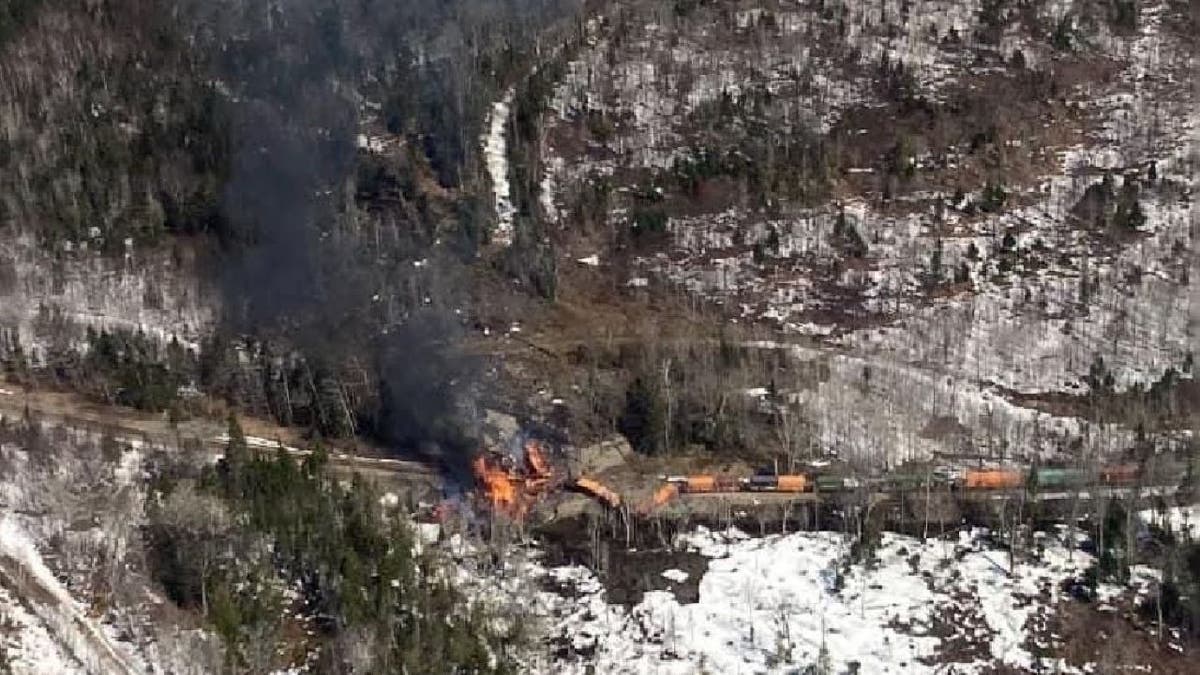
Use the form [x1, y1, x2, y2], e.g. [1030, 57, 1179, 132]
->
[219, 101, 358, 334]
[186, 0, 581, 466]
[196, 0, 360, 336]
[375, 309, 481, 479]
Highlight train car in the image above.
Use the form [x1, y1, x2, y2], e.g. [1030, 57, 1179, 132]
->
[648, 483, 679, 509]
[776, 474, 808, 492]
[885, 473, 931, 492]
[714, 476, 743, 492]
[574, 478, 622, 509]
[743, 474, 813, 492]
[815, 475, 858, 492]
[1100, 464, 1139, 484]
[933, 466, 965, 484]
[964, 469, 1024, 489]
[635, 483, 681, 514]
[744, 475, 779, 491]
[681, 475, 742, 493]
[684, 475, 717, 493]
[1033, 467, 1087, 489]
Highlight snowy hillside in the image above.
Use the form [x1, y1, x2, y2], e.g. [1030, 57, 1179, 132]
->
[452, 524, 1188, 674]
[531, 0, 1199, 467]
[0, 426, 222, 674]
[0, 517, 143, 675]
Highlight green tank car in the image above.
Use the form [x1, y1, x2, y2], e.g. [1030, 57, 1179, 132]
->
[1033, 468, 1087, 489]
[886, 473, 931, 491]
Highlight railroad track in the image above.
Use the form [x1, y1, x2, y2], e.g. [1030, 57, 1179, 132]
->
[212, 433, 440, 482]
[0, 386, 440, 484]
[677, 485, 1180, 502]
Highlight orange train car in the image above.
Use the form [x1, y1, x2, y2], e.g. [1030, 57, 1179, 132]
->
[650, 483, 679, 507]
[963, 469, 1024, 490]
[775, 475, 808, 492]
[682, 475, 742, 493]
[638, 483, 680, 514]
[574, 477, 622, 509]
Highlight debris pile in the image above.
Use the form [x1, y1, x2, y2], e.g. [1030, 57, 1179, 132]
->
[472, 438, 623, 517]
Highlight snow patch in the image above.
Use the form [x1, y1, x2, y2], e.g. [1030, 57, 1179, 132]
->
[1140, 504, 1200, 540]
[455, 526, 1098, 674]
[660, 568, 689, 583]
[0, 517, 142, 674]
[483, 90, 516, 247]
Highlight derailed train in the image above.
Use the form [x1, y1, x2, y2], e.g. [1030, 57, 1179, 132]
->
[662, 464, 1150, 495]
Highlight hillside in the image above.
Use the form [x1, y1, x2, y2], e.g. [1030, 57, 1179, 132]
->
[0, 0, 1198, 673]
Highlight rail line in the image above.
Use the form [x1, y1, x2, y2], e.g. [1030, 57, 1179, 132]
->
[637, 466, 1190, 513]
[670, 484, 1180, 505]
[0, 386, 439, 483]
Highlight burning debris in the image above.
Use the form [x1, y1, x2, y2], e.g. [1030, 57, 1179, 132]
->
[470, 435, 624, 518]
[572, 478, 622, 509]
[525, 439, 553, 486]
[470, 438, 558, 518]
[471, 453, 521, 515]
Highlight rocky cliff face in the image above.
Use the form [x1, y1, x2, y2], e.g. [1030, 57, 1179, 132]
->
[0, 1, 224, 360]
[0, 233, 216, 360]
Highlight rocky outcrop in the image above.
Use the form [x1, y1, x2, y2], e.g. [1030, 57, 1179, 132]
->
[0, 232, 216, 361]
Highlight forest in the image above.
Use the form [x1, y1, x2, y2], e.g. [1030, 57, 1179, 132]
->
[0, 0, 578, 671]
[0, 0, 584, 452]
[143, 418, 520, 672]
[0, 0, 1197, 672]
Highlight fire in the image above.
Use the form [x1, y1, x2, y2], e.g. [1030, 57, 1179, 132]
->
[471, 438, 559, 518]
[525, 439, 552, 479]
[473, 437, 628, 517]
[472, 454, 519, 514]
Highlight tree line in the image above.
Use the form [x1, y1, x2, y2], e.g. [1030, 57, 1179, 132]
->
[145, 416, 521, 672]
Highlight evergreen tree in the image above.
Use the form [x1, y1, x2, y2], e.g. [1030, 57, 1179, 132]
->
[220, 413, 250, 494]
[928, 238, 944, 287]
[619, 375, 668, 455]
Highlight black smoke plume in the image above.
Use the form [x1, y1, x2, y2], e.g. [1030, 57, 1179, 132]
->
[187, 0, 580, 467]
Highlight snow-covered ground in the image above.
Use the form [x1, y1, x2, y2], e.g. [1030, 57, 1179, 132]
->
[762, 341, 1137, 467]
[1140, 503, 1200, 541]
[483, 89, 516, 246]
[0, 517, 142, 674]
[539, 0, 1197, 468]
[454, 526, 1112, 674]
[0, 427, 222, 674]
[647, 0, 1195, 391]
[0, 580, 82, 675]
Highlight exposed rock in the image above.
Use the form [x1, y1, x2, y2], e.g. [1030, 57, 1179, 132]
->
[572, 436, 633, 476]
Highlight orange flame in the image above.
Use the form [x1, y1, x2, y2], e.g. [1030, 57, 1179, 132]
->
[472, 439, 563, 519]
[472, 454, 519, 515]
